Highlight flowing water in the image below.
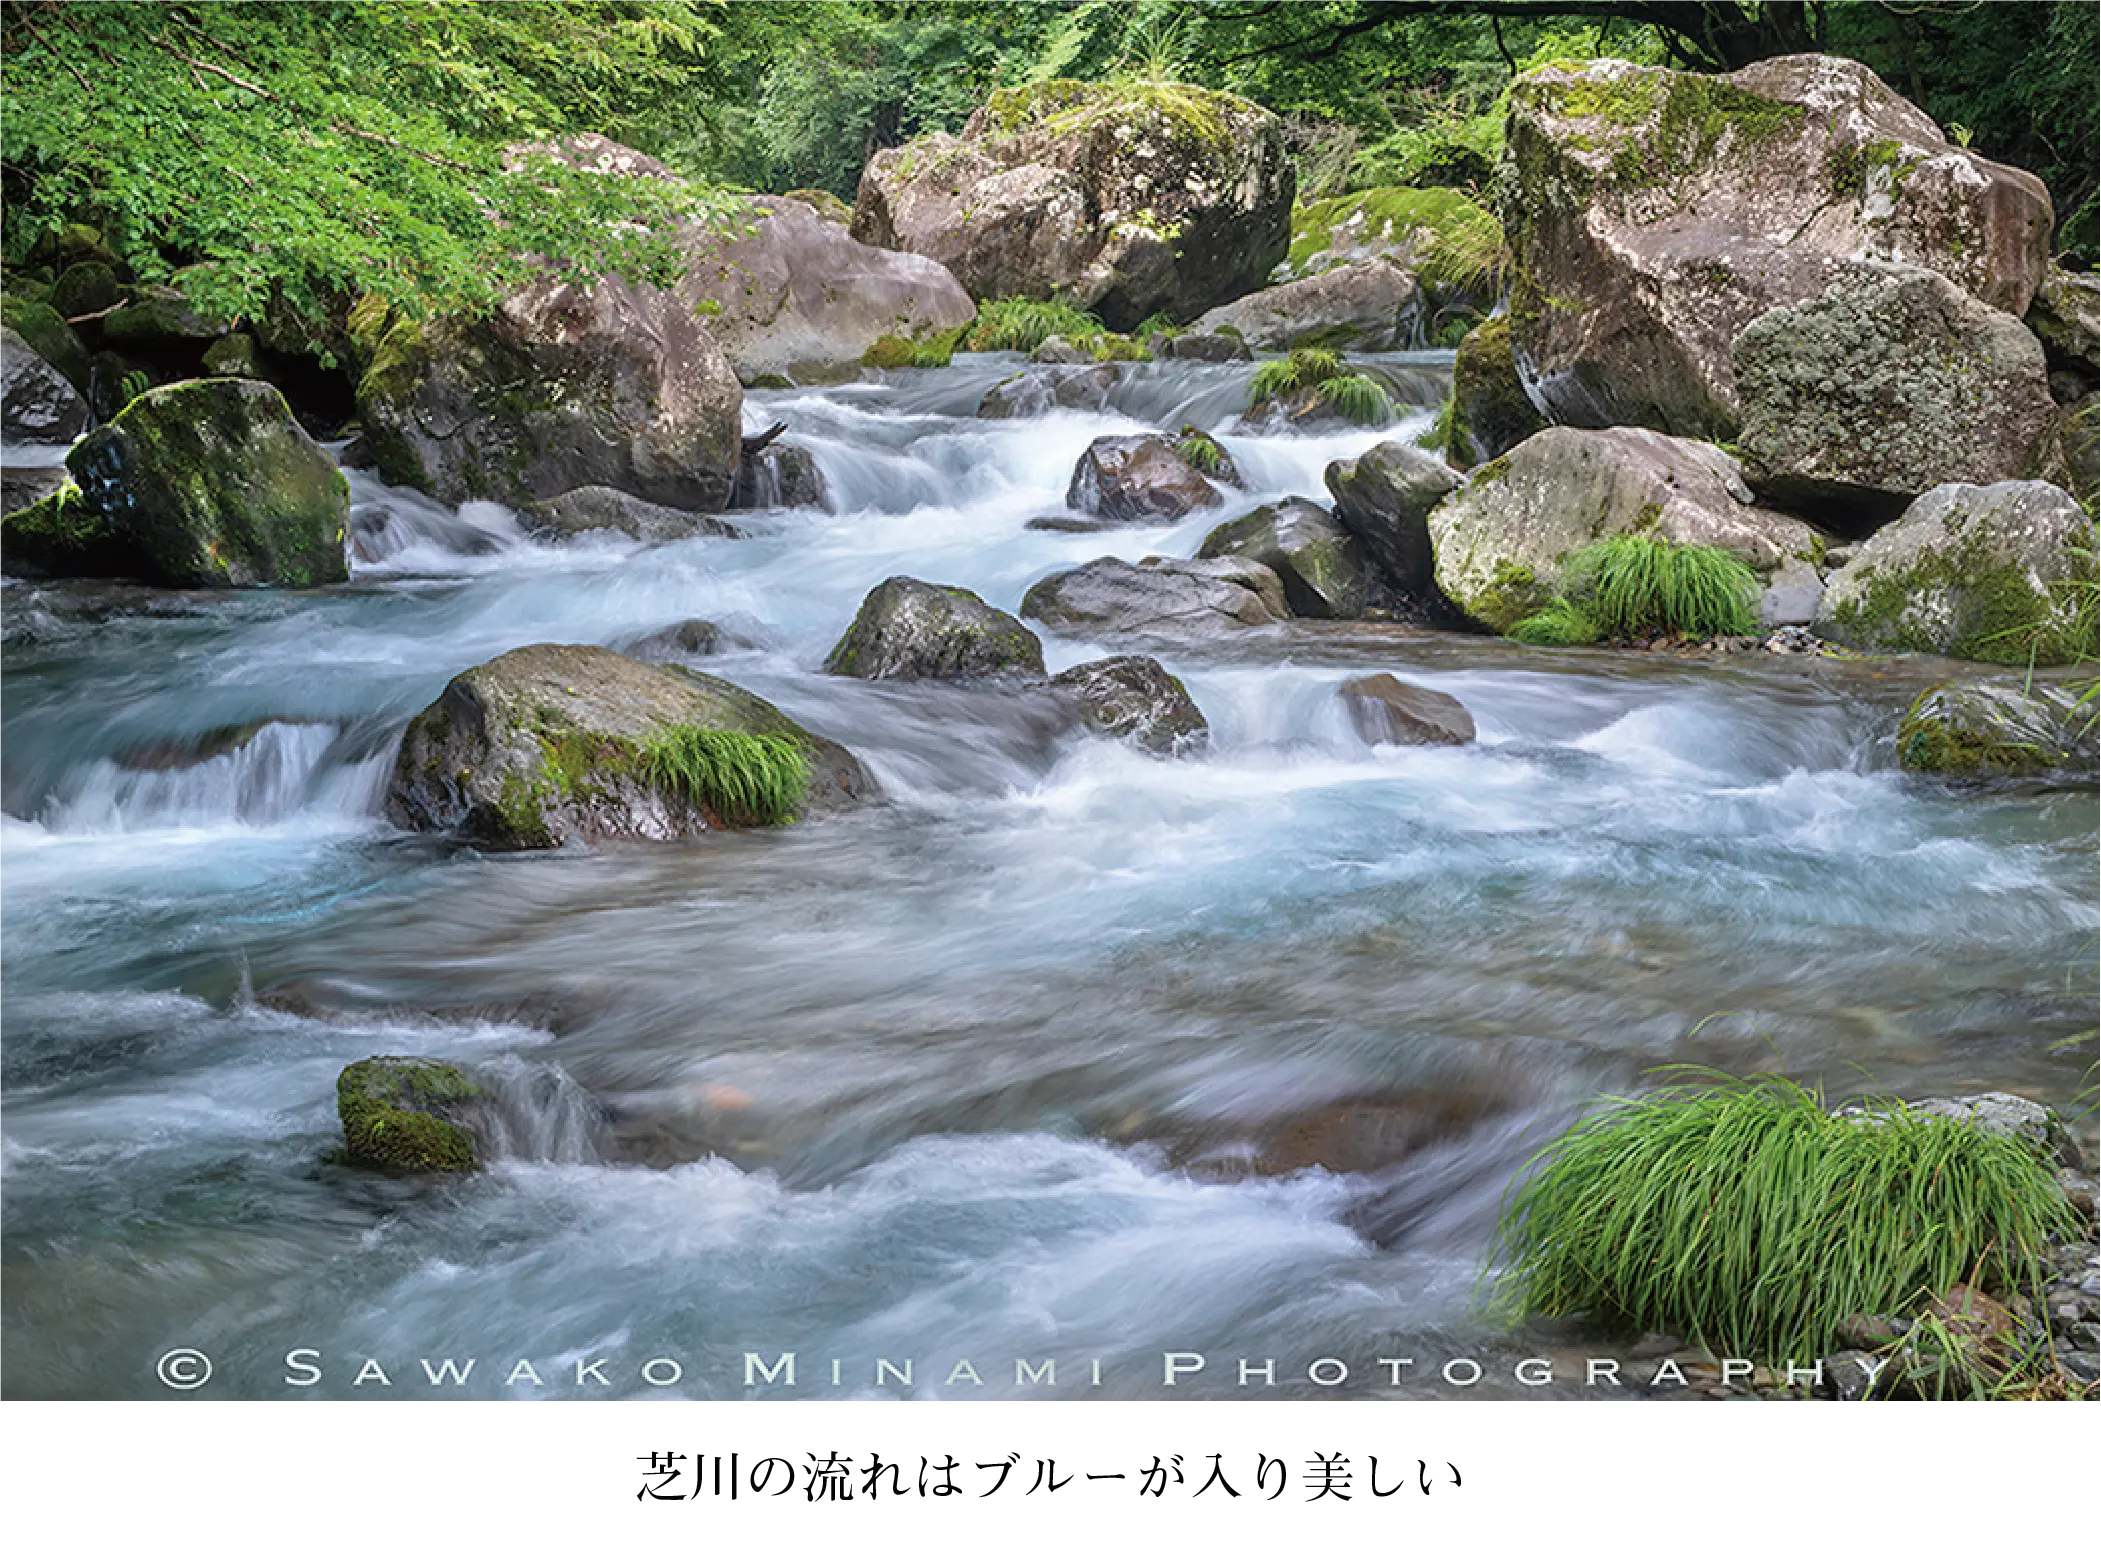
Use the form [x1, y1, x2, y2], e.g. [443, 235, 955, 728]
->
[3, 351, 2094, 1399]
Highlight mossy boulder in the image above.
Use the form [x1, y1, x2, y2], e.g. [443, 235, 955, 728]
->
[337, 1056, 485, 1175]
[1896, 677, 2097, 779]
[1734, 265, 2058, 529]
[48, 261, 119, 320]
[1322, 439, 1460, 602]
[356, 270, 743, 511]
[1021, 555, 1288, 639]
[0, 483, 131, 578]
[824, 576, 1045, 680]
[1445, 316, 1547, 469]
[517, 485, 742, 544]
[199, 333, 268, 381]
[1, 325, 89, 444]
[1813, 481, 2094, 664]
[385, 642, 874, 850]
[101, 281, 227, 344]
[1197, 498, 1368, 620]
[1188, 259, 1420, 352]
[1, 294, 89, 393]
[1276, 186, 1504, 297]
[783, 188, 854, 226]
[33, 379, 350, 588]
[1043, 655, 1210, 755]
[1067, 434, 1223, 521]
[1501, 55, 2052, 440]
[852, 78, 1294, 330]
[1427, 426, 1825, 633]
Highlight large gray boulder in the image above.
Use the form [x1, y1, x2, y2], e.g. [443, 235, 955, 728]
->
[1323, 440, 1461, 600]
[1427, 426, 1825, 633]
[1733, 265, 2058, 527]
[1501, 55, 2053, 440]
[2, 379, 347, 587]
[1021, 555, 1288, 638]
[386, 643, 873, 850]
[1188, 259, 1419, 352]
[1197, 498, 1368, 620]
[1045, 655, 1209, 755]
[518, 485, 741, 544]
[1813, 481, 2094, 664]
[1897, 677, 2097, 781]
[357, 269, 743, 511]
[1, 326, 89, 444]
[824, 577, 1045, 680]
[853, 79, 1294, 329]
[1067, 434, 1222, 520]
[684, 194, 975, 385]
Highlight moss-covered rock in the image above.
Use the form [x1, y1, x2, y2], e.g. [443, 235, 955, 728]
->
[1189, 258, 1419, 353]
[853, 78, 1294, 330]
[55, 379, 348, 588]
[101, 281, 226, 344]
[0, 483, 141, 578]
[1277, 185, 1504, 295]
[337, 1056, 485, 1175]
[1, 325, 90, 444]
[48, 261, 119, 320]
[824, 576, 1045, 680]
[199, 333, 268, 381]
[1197, 498, 1368, 620]
[1427, 425, 1825, 632]
[1896, 677, 2097, 779]
[1734, 265, 2058, 528]
[1813, 481, 2094, 664]
[782, 187, 854, 225]
[1, 294, 89, 393]
[1445, 315, 1546, 469]
[1044, 655, 1209, 755]
[1501, 54, 2052, 440]
[385, 642, 874, 850]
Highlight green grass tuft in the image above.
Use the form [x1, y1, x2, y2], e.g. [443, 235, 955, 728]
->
[1549, 533, 1760, 642]
[1246, 348, 1391, 427]
[1506, 599, 1601, 646]
[635, 727, 810, 828]
[1315, 374, 1397, 427]
[1488, 1073, 2079, 1363]
[964, 297, 1106, 353]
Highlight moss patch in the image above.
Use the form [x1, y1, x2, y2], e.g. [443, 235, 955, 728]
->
[337, 1056, 483, 1174]
[1285, 186, 1505, 289]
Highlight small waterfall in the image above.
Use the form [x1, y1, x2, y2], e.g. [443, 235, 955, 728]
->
[345, 467, 525, 566]
[37, 720, 394, 833]
[463, 1057, 608, 1165]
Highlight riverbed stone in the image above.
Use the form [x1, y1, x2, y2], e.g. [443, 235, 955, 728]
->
[1813, 481, 2093, 663]
[386, 643, 873, 849]
[1154, 331, 1251, 363]
[1734, 265, 2059, 527]
[1339, 674, 1475, 746]
[1, 326, 89, 444]
[1067, 434, 1222, 520]
[1323, 439, 1460, 600]
[1427, 426, 1821, 632]
[1189, 258, 1420, 352]
[1501, 55, 2052, 440]
[1021, 555, 1288, 638]
[730, 442, 830, 511]
[979, 363, 1122, 419]
[337, 1055, 485, 1175]
[1044, 655, 1209, 755]
[519, 485, 742, 544]
[1898, 677, 2097, 782]
[1197, 498, 1368, 620]
[824, 576, 1045, 680]
[852, 78, 1294, 329]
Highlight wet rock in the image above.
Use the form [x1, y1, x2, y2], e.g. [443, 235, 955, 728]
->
[1445, 316, 1546, 469]
[1339, 674, 1475, 746]
[1734, 266, 2058, 527]
[336, 1055, 485, 1175]
[102, 281, 225, 345]
[615, 618, 739, 663]
[731, 441, 831, 511]
[1067, 434, 1221, 521]
[199, 333, 268, 381]
[48, 261, 119, 319]
[519, 485, 742, 543]
[0, 463, 67, 518]
[1188, 258, 1419, 353]
[1021, 555, 1288, 638]
[824, 576, 1044, 680]
[386, 643, 873, 850]
[1502, 54, 2051, 440]
[1044, 655, 1208, 755]
[1813, 481, 2093, 662]
[853, 78, 1294, 329]
[1154, 331, 1251, 363]
[1847, 1092, 2086, 1171]
[1896, 677, 2097, 782]
[0, 296, 89, 393]
[19, 379, 349, 588]
[1023, 515, 1129, 534]
[978, 363, 1122, 419]
[1427, 426, 1822, 633]
[1323, 439, 1460, 600]
[1, 326, 89, 443]
[1197, 498, 1368, 619]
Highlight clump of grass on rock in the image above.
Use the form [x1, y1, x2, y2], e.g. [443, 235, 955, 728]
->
[636, 726, 810, 828]
[1507, 533, 1758, 645]
[1488, 1074, 2079, 1365]
[1245, 346, 1397, 428]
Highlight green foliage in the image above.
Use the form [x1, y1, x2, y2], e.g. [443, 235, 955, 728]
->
[1506, 599, 1602, 647]
[862, 326, 965, 368]
[1564, 533, 1760, 641]
[1246, 348, 1393, 427]
[1171, 425, 1232, 480]
[635, 726, 810, 827]
[963, 296, 1106, 353]
[1314, 374, 1397, 427]
[1488, 1073, 2079, 1363]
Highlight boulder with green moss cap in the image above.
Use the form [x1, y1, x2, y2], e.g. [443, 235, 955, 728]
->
[337, 1056, 485, 1175]
[1815, 481, 2094, 663]
[1896, 677, 2097, 781]
[825, 576, 1045, 680]
[386, 642, 873, 850]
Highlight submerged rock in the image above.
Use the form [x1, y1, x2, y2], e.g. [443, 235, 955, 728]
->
[1323, 440, 1460, 601]
[1045, 655, 1209, 755]
[1339, 674, 1476, 746]
[1895, 677, 2097, 781]
[1814, 481, 2093, 663]
[1067, 434, 1222, 521]
[519, 485, 742, 543]
[386, 643, 872, 850]
[1020, 555, 1288, 638]
[337, 1055, 485, 1175]
[1197, 498, 1368, 620]
[824, 576, 1045, 680]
